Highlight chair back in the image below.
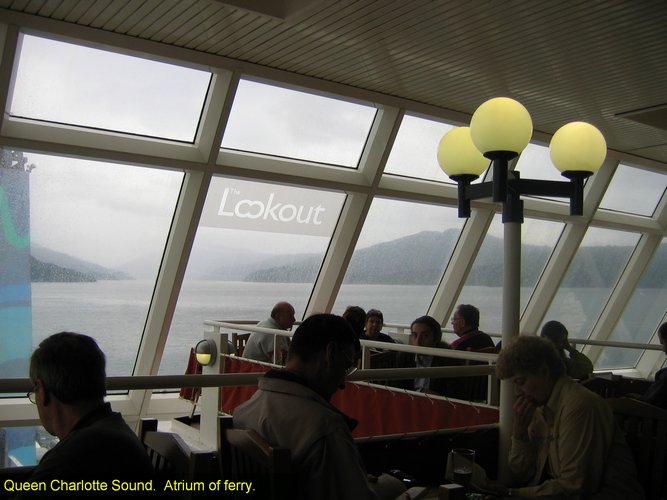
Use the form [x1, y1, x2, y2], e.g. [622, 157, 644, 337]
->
[219, 416, 293, 500]
[583, 375, 652, 398]
[140, 419, 218, 499]
[232, 333, 251, 356]
[607, 397, 667, 500]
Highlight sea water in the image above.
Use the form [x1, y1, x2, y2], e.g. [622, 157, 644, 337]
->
[27, 280, 662, 376]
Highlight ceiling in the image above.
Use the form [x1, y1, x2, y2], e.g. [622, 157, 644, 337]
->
[1, 0, 667, 168]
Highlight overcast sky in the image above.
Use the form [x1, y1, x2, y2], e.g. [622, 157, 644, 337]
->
[9, 34, 665, 270]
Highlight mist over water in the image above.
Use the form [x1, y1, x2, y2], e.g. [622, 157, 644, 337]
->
[29, 281, 662, 377]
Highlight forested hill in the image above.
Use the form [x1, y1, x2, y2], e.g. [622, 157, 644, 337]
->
[30, 245, 132, 282]
[30, 256, 97, 282]
[244, 229, 667, 287]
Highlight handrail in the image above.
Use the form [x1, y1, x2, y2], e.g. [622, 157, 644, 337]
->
[383, 322, 662, 351]
[206, 319, 662, 352]
[205, 320, 498, 363]
[0, 365, 495, 394]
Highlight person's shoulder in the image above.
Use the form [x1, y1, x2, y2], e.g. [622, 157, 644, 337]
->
[71, 414, 145, 452]
[477, 330, 493, 340]
[379, 332, 396, 343]
[256, 317, 278, 329]
[561, 378, 609, 411]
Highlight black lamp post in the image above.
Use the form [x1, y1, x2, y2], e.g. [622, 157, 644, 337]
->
[436, 97, 606, 481]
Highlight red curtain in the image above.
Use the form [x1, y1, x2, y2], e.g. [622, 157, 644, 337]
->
[220, 357, 498, 439]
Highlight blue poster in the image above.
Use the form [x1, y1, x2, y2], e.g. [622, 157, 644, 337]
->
[0, 149, 36, 466]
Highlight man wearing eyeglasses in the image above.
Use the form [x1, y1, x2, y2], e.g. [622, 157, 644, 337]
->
[19, 332, 153, 498]
[234, 314, 400, 500]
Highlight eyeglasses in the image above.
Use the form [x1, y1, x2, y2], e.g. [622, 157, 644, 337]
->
[27, 388, 36, 404]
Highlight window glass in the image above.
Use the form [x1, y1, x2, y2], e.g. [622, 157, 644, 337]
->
[514, 143, 563, 183]
[384, 114, 459, 182]
[514, 143, 580, 204]
[221, 79, 376, 167]
[453, 216, 563, 343]
[10, 34, 211, 142]
[0, 150, 182, 379]
[543, 227, 640, 341]
[333, 198, 463, 324]
[160, 176, 346, 374]
[0, 426, 56, 468]
[597, 239, 667, 369]
[599, 164, 666, 216]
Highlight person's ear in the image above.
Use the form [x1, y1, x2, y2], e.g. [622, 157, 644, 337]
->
[36, 379, 50, 406]
[538, 364, 551, 380]
[324, 342, 337, 367]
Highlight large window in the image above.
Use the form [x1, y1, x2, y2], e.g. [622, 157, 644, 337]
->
[10, 34, 211, 141]
[384, 114, 457, 182]
[599, 164, 667, 216]
[454, 216, 563, 340]
[221, 79, 376, 167]
[333, 197, 463, 324]
[514, 143, 577, 204]
[544, 227, 640, 340]
[598, 239, 667, 369]
[161, 176, 346, 374]
[0, 150, 182, 379]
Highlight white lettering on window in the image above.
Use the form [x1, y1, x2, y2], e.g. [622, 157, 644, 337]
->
[218, 188, 325, 225]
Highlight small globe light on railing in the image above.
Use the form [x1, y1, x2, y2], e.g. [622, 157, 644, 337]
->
[195, 339, 217, 366]
[549, 121, 607, 175]
[470, 97, 533, 159]
[437, 126, 489, 178]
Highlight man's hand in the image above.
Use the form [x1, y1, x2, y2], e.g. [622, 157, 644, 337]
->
[512, 395, 536, 441]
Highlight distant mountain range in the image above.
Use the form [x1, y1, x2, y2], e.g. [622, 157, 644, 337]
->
[29, 230, 666, 287]
[31, 245, 132, 282]
[241, 229, 667, 288]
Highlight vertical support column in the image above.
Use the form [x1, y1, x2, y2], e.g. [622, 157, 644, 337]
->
[498, 221, 521, 482]
[200, 331, 224, 447]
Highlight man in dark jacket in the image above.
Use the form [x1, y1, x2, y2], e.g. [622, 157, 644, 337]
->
[17, 332, 153, 498]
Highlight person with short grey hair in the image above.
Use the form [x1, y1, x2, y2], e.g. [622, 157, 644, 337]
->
[18, 332, 153, 498]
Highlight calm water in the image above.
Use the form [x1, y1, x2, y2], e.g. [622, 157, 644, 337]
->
[28, 280, 665, 376]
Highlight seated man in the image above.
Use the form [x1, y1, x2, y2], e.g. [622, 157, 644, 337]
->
[450, 304, 494, 351]
[242, 301, 295, 364]
[18, 332, 153, 497]
[495, 336, 643, 499]
[394, 315, 455, 395]
[234, 314, 403, 500]
[540, 320, 593, 379]
[448, 304, 494, 400]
